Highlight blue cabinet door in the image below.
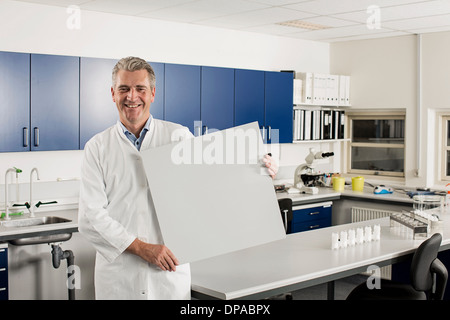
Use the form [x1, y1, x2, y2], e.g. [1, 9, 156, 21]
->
[234, 69, 265, 128]
[31, 54, 80, 151]
[80, 57, 117, 149]
[149, 61, 164, 121]
[0, 52, 30, 152]
[265, 71, 293, 143]
[0, 247, 8, 300]
[201, 66, 234, 134]
[164, 63, 201, 135]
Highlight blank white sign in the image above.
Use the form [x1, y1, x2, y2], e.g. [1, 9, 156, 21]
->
[141, 122, 286, 264]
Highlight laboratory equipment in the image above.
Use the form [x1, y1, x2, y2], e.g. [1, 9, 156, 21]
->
[29, 167, 40, 217]
[413, 195, 444, 220]
[374, 185, 393, 194]
[293, 148, 334, 194]
[3, 168, 21, 220]
[390, 211, 429, 240]
[351, 176, 364, 191]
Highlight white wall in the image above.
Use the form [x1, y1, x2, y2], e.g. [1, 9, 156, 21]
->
[330, 32, 450, 189]
[0, 0, 331, 201]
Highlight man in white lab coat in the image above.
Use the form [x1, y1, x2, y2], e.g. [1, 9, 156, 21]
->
[78, 57, 278, 300]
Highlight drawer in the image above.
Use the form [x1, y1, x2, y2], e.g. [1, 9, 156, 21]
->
[292, 203, 332, 224]
[0, 248, 7, 268]
[291, 218, 331, 233]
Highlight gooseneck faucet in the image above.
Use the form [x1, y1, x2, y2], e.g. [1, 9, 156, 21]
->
[4, 168, 17, 220]
[30, 168, 40, 218]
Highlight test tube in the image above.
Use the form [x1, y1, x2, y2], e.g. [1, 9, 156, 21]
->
[348, 229, 356, 246]
[331, 232, 339, 250]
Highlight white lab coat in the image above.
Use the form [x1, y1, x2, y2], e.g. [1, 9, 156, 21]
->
[78, 119, 193, 300]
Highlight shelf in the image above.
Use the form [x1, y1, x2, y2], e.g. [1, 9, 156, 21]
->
[294, 104, 351, 108]
[292, 139, 350, 144]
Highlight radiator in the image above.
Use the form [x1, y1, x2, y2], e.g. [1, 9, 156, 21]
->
[351, 207, 396, 280]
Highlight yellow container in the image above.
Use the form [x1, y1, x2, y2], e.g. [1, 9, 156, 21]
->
[332, 177, 345, 191]
[352, 176, 364, 192]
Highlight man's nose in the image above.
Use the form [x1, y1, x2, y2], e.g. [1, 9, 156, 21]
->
[127, 88, 138, 101]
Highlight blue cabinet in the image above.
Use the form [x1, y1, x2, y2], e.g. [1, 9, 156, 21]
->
[265, 71, 293, 144]
[290, 202, 332, 234]
[201, 66, 234, 134]
[31, 54, 80, 151]
[0, 245, 8, 300]
[0, 52, 30, 152]
[164, 63, 201, 135]
[234, 69, 293, 143]
[80, 57, 117, 149]
[150, 61, 165, 121]
[234, 69, 265, 128]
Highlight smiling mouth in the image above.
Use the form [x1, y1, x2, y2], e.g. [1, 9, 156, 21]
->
[125, 104, 142, 108]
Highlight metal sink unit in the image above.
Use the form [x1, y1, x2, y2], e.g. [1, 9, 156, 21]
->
[0, 216, 71, 228]
[0, 216, 73, 246]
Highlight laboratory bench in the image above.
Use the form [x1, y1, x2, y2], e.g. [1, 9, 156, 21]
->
[0, 185, 422, 300]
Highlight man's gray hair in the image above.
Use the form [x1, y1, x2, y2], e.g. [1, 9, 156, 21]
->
[112, 56, 156, 89]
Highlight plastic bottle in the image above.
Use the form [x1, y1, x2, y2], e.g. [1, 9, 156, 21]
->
[446, 183, 450, 208]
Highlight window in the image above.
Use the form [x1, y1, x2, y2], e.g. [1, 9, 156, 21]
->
[347, 112, 405, 177]
[440, 115, 450, 181]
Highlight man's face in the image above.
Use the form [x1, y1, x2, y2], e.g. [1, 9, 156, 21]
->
[111, 69, 155, 132]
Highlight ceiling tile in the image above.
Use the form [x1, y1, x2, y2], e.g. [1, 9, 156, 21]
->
[196, 6, 315, 29]
[382, 13, 450, 30]
[285, 0, 428, 15]
[335, 0, 450, 24]
[139, 0, 269, 23]
[79, 0, 201, 16]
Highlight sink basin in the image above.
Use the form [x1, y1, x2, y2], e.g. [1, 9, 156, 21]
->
[0, 216, 71, 228]
[8, 233, 72, 246]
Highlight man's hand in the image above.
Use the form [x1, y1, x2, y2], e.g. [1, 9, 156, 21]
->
[127, 238, 179, 272]
[263, 154, 278, 179]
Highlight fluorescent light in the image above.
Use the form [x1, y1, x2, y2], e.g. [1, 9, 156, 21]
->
[277, 20, 331, 30]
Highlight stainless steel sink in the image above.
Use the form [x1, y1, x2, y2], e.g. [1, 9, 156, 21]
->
[8, 233, 72, 246]
[0, 216, 71, 228]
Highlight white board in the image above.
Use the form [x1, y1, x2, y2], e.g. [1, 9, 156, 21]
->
[141, 122, 286, 264]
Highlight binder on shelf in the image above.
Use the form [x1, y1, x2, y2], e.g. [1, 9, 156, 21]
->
[326, 75, 339, 106]
[303, 109, 312, 140]
[293, 109, 305, 141]
[339, 75, 350, 106]
[297, 72, 313, 104]
[293, 79, 303, 105]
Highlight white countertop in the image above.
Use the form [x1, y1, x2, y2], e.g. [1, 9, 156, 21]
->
[191, 213, 450, 299]
[276, 185, 414, 205]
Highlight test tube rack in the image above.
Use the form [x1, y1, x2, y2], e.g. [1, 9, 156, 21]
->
[389, 211, 428, 240]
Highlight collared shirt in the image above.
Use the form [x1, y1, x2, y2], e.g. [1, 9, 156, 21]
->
[119, 115, 152, 151]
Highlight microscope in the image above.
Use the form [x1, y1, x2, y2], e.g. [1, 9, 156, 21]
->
[291, 148, 334, 194]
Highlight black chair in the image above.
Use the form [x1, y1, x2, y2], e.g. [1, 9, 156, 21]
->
[278, 198, 293, 233]
[347, 233, 448, 300]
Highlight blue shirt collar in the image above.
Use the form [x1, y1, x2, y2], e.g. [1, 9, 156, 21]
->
[119, 114, 152, 150]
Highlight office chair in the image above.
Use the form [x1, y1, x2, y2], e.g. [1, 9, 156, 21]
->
[278, 198, 293, 233]
[347, 233, 448, 300]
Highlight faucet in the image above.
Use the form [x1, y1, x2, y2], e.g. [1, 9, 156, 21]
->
[29, 168, 40, 218]
[4, 168, 17, 220]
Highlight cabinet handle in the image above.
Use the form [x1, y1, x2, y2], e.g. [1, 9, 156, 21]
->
[309, 224, 320, 229]
[260, 126, 266, 141]
[23, 127, 29, 147]
[0, 288, 6, 292]
[309, 211, 320, 215]
[34, 127, 39, 147]
[268, 126, 271, 141]
[0, 268, 5, 272]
